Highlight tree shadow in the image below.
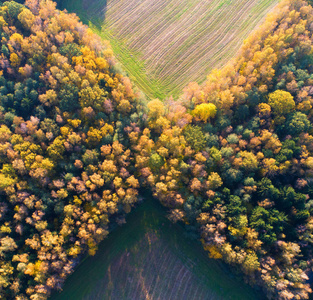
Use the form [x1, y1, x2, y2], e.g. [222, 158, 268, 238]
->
[57, 0, 108, 26]
[83, 0, 107, 26]
[51, 193, 266, 300]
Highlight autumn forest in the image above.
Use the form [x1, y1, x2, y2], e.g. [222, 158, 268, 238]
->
[1, 0, 313, 299]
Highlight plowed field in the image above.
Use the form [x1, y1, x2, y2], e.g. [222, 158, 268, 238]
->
[61, 0, 278, 99]
[51, 195, 264, 300]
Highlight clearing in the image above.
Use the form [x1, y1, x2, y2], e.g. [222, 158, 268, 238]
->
[51, 194, 265, 300]
[60, 0, 278, 99]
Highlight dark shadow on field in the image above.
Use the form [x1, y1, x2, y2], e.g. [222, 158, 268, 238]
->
[57, 0, 107, 27]
[51, 190, 266, 300]
[56, 0, 66, 11]
[83, 0, 107, 25]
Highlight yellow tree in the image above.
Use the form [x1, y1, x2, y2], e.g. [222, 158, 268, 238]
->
[268, 90, 295, 115]
[192, 103, 217, 122]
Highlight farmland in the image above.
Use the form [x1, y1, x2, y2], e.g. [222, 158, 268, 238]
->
[51, 195, 264, 300]
[1, 1, 313, 300]
[60, 0, 278, 99]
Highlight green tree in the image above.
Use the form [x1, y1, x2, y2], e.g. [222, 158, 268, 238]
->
[286, 112, 311, 135]
[149, 153, 164, 171]
[183, 125, 206, 152]
[59, 84, 80, 112]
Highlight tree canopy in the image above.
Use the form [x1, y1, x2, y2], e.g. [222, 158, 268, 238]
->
[1, 0, 313, 300]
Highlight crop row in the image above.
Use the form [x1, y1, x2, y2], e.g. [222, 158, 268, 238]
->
[102, 0, 278, 98]
[83, 231, 218, 300]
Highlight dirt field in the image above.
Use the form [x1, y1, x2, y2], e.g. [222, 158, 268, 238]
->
[51, 196, 264, 300]
[82, 231, 221, 300]
[61, 0, 278, 99]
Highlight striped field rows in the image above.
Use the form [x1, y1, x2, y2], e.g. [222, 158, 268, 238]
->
[51, 196, 264, 300]
[82, 231, 221, 300]
[69, 0, 278, 99]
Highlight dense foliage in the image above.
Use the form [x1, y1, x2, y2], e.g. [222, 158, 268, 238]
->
[0, 0, 145, 299]
[1, 0, 313, 299]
